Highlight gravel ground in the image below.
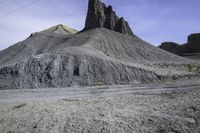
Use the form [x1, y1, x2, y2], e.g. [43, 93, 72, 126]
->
[0, 81, 200, 133]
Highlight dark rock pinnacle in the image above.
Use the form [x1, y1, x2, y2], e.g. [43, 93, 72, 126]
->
[84, 0, 133, 35]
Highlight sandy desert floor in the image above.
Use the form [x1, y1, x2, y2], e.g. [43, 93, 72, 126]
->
[0, 79, 200, 133]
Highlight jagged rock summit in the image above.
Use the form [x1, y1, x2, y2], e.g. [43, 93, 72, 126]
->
[84, 0, 133, 35]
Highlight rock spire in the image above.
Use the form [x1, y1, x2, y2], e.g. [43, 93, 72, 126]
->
[84, 0, 133, 35]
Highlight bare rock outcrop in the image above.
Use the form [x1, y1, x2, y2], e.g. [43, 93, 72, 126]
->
[84, 0, 133, 35]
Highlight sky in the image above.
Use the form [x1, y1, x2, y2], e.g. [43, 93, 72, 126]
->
[0, 0, 200, 50]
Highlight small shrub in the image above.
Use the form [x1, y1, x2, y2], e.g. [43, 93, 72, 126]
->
[187, 64, 193, 72]
[196, 66, 200, 72]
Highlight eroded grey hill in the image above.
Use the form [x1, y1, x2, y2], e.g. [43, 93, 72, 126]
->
[0, 0, 198, 89]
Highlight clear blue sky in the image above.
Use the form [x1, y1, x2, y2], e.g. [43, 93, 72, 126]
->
[0, 0, 200, 50]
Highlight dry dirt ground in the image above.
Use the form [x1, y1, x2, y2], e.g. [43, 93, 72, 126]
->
[183, 53, 200, 61]
[0, 80, 200, 133]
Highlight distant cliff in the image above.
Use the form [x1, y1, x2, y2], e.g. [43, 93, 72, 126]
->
[159, 42, 189, 55]
[159, 33, 200, 55]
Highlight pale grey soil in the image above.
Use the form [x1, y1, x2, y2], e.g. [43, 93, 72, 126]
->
[0, 80, 200, 133]
[183, 53, 200, 61]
